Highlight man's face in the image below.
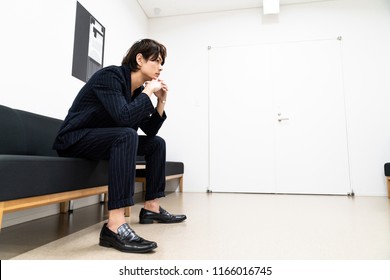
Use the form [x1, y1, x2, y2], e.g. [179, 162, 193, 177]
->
[142, 54, 163, 80]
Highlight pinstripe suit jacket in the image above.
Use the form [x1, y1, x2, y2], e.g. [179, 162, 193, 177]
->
[53, 65, 166, 150]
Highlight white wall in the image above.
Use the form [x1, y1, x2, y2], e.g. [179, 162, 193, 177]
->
[0, 0, 148, 119]
[0, 0, 148, 227]
[149, 0, 390, 195]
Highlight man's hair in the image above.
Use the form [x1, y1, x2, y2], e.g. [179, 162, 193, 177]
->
[122, 39, 167, 70]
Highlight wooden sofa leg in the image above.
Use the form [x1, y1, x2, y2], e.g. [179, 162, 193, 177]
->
[387, 177, 390, 199]
[0, 202, 4, 231]
[140, 178, 147, 192]
[124, 207, 131, 217]
[60, 201, 69, 213]
[179, 176, 183, 192]
[99, 192, 108, 203]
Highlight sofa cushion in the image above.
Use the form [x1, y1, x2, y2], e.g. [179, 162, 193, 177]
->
[0, 155, 108, 201]
[15, 109, 62, 156]
[0, 105, 62, 156]
[384, 163, 390, 177]
[0, 105, 26, 155]
[135, 161, 184, 177]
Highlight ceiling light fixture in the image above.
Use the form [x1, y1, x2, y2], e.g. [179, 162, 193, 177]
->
[263, 0, 280, 15]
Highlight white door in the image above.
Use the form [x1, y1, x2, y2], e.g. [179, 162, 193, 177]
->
[209, 39, 351, 195]
[209, 44, 276, 193]
[271, 40, 351, 194]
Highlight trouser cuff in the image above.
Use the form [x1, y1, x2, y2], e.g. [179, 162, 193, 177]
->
[107, 198, 134, 210]
[145, 191, 166, 201]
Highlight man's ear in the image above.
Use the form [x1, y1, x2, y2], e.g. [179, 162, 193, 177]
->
[136, 53, 143, 67]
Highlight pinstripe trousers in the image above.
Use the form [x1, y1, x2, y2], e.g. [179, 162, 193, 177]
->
[58, 128, 166, 210]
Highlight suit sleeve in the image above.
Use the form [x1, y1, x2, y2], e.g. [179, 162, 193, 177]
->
[139, 110, 167, 136]
[94, 69, 155, 127]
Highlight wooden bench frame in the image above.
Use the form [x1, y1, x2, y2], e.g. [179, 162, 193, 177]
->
[386, 177, 390, 199]
[0, 167, 183, 229]
[0, 186, 108, 230]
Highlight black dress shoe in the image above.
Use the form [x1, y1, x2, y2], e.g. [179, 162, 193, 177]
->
[99, 223, 157, 253]
[139, 206, 187, 224]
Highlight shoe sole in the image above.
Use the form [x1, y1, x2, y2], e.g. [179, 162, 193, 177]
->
[99, 239, 157, 253]
[139, 218, 187, 224]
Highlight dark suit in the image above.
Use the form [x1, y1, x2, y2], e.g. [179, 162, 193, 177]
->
[53, 65, 167, 210]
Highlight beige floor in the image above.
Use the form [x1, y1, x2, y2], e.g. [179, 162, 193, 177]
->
[9, 192, 390, 260]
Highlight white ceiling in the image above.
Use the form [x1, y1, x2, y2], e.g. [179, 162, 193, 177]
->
[136, 0, 333, 18]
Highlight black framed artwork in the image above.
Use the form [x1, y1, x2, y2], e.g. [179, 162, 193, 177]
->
[72, 2, 105, 82]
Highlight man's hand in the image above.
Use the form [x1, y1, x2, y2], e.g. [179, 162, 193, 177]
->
[143, 79, 168, 117]
[143, 79, 162, 97]
[154, 80, 168, 103]
[154, 80, 168, 117]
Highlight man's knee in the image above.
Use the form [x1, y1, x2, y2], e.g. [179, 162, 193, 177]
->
[154, 136, 166, 150]
[142, 135, 166, 155]
[114, 128, 138, 146]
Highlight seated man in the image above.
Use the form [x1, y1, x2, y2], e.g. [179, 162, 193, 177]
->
[53, 39, 186, 254]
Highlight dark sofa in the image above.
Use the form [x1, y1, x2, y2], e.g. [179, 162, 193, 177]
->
[0, 104, 184, 229]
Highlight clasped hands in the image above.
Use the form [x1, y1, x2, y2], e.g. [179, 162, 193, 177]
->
[144, 79, 168, 103]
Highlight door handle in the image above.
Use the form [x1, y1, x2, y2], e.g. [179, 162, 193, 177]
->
[278, 117, 290, 122]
